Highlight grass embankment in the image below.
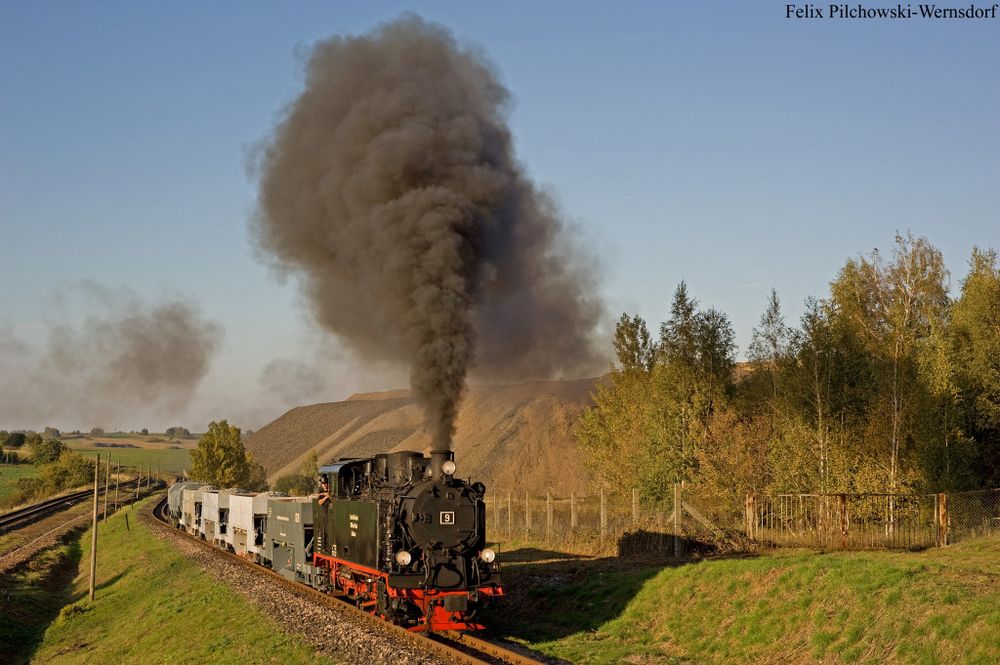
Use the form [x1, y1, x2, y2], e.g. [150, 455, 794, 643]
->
[5, 497, 339, 665]
[493, 539, 1000, 664]
[0, 465, 39, 505]
[71, 447, 191, 475]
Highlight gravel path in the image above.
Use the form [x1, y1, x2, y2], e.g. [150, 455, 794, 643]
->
[141, 501, 451, 665]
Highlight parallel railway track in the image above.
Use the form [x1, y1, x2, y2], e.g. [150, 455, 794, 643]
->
[0, 478, 144, 534]
[149, 494, 545, 665]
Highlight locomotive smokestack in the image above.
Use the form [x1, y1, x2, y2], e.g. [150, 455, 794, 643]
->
[430, 449, 455, 482]
[253, 16, 606, 451]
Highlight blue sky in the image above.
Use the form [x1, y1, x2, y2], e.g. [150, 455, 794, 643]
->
[1, 2, 996, 429]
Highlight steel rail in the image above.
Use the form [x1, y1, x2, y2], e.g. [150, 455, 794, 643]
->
[0, 479, 143, 532]
[148, 494, 544, 665]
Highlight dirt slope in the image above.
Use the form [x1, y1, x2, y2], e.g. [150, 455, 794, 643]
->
[245, 378, 598, 494]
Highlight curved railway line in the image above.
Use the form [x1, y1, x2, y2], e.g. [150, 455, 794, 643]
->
[148, 494, 546, 665]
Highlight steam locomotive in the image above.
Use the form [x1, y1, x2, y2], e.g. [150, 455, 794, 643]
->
[167, 449, 502, 631]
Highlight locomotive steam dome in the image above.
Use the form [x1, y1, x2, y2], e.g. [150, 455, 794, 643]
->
[405, 481, 479, 553]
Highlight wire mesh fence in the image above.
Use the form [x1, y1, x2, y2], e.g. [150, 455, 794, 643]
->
[747, 489, 1000, 550]
[485, 486, 1000, 555]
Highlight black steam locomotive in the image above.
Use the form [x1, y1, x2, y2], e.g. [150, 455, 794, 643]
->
[314, 449, 503, 631]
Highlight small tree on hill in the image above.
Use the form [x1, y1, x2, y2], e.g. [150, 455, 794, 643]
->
[5, 432, 25, 448]
[189, 420, 268, 491]
[90, 427, 105, 437]
[42, 427, 61, 441]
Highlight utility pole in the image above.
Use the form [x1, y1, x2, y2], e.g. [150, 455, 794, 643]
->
[102, 456, 110, 521]
[89, 453, 100, 601]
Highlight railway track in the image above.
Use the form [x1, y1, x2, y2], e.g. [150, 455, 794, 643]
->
[0, 478, 144, 534]
[149, 495, 546, 665]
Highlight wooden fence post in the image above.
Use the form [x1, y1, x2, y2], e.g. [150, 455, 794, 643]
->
[745, 493, 755, 540]
[507, 491, 512, 539]
[114, 460, 120, 512]
[839, 493, 848, 549]
[673, 482, 683, 558]
[88, 453, 100, 601]
[600, 487, 607, 538]
[525, 491, 531, 538]
[570, 491, 578, 530]
[937, 492, 948, 547]
[632, 488, 639, 526]
[546, 492, 553, 541]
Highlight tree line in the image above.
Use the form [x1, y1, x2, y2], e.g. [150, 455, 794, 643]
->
[578, 233, 1000, 512]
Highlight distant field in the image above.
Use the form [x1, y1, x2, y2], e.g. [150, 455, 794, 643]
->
[71, 447, 190, 475]
[0, 465, 38, 506]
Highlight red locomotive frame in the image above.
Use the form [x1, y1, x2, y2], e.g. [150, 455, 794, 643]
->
[313, 552, 504, 632]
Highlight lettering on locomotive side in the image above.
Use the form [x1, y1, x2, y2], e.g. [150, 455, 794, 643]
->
[277, 515, 290, 522]
[440, 511, 455, 525]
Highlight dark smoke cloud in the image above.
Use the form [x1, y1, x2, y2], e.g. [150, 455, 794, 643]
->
[0, 287, 222, 429]
[253, 16, 606, 449]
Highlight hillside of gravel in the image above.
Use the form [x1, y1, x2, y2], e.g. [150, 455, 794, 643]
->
[246, 378, 599, 494]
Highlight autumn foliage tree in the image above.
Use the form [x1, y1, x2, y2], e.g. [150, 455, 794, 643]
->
[579, 233, 1000, 518]
[189, 420, 268, 491]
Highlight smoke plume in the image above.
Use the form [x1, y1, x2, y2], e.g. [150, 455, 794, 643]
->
[253, 16, 605, 449]
[0, 287, 222, 429]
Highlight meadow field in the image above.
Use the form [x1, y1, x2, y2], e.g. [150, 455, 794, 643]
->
[492, 537, 1000, 664]
[67, 445, 191, 476]
[1, 497, 339, 665]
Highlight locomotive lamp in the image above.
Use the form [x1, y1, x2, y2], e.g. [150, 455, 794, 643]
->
[395, 550, 412, 566]
[442, 460, 456, 476]
[480, 548, 496, 563]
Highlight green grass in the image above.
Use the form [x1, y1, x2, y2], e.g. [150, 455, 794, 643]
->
[492, 539, 1000, 664]
[72, 447, 190, 475]
[0, 464, 39, 506]
[23, 497, 341, 665]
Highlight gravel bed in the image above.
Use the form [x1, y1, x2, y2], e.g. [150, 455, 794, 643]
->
[141, 502, 451, 665]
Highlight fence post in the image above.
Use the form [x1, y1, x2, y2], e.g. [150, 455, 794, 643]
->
[570, 491, 578, 530]
[839, 493, 848, 549]
[546, 492, 553, 541]
[937, 492, 948, 547]
[507, 491, 512, 540]
[632, 488, 639, 526]
[525, 491, 531, 538]
[600, 487, 607, 538]
[745, 493, 754, 540]
[673, 482, 683, 558]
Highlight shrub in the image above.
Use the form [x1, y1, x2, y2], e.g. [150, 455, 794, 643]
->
[5, 432, 25, 448]
[43, 427, 61, 441]
[30, 437, 67, 464]
[90, 427, 105, 437]
[274, 473, 314, 495]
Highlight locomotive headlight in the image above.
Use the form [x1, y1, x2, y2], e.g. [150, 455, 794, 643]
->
[395, 550, 412, 566]
[480, 548, 496, 563]
[442, 460, 456, 476]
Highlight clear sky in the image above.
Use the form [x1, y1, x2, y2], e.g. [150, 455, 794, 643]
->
[1, 2, 997, 430]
